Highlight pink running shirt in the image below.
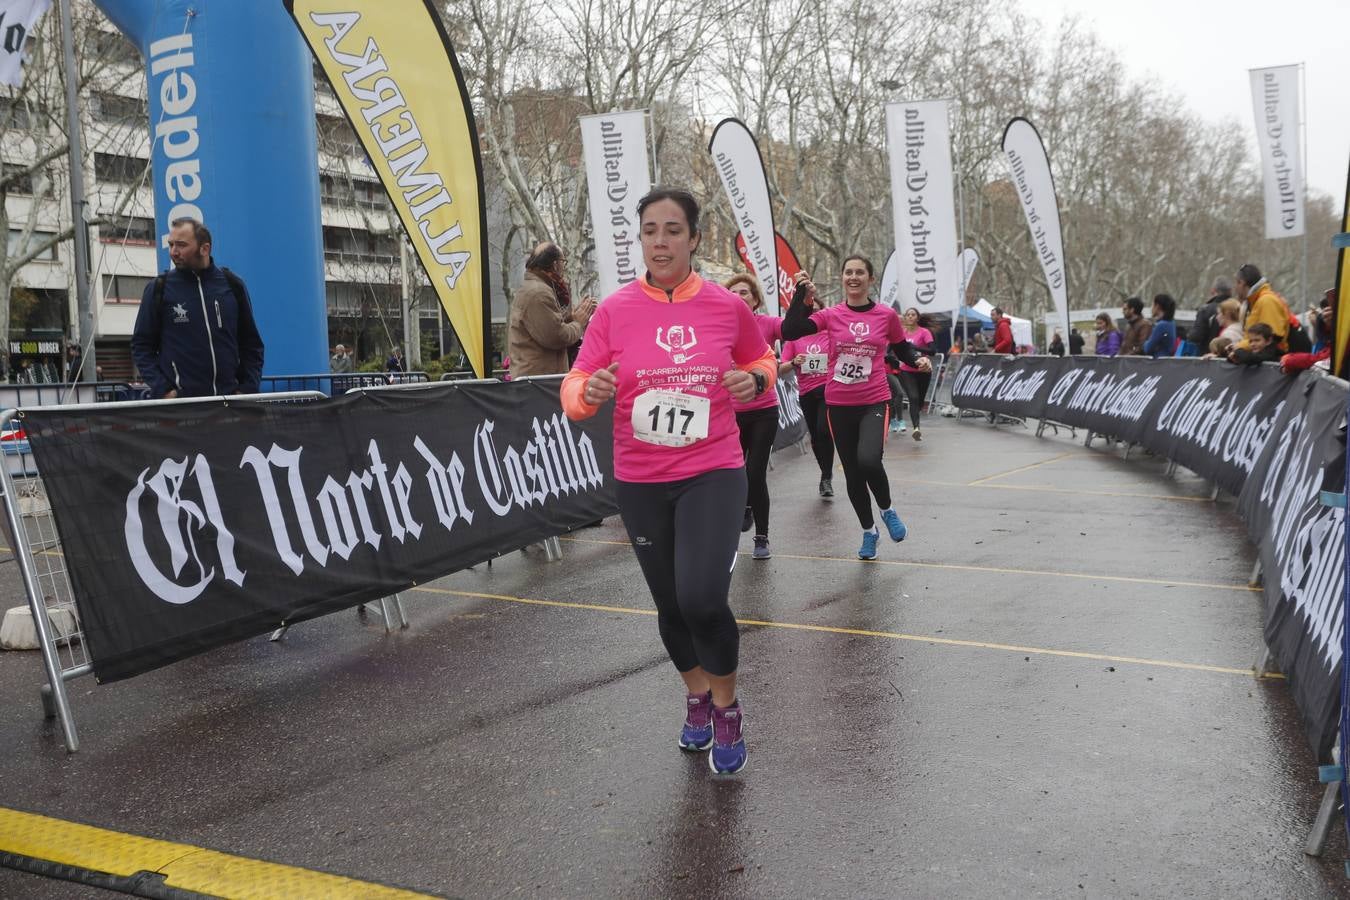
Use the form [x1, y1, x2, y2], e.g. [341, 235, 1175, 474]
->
[781, 332, 834, 395]
[732, 315, 783, 413]
[808, 302, 907, 405]
[572, 276, 772, 482]
[899, 325, 934, 372]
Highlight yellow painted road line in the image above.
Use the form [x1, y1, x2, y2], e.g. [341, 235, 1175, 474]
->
[413, 586, 1283, 680]
[0, 807, 432, 899]
[967, 451, 1077, 485]
[557, 536, 1259, 593]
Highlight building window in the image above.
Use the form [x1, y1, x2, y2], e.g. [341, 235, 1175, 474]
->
[320, 173, 389, 211]
[317, 115, 363, 156]
[92, 31, 140, 66]
[0, 98, 33, 132]
[4, 163, 36, 195]
[92, 93, 147, 125]
[101, 274, 153, 303]
[98, 215, 155, 245]
[322, 226, 397, 265]
[94, 152, 149, 187]
[8, 230, 58, 261]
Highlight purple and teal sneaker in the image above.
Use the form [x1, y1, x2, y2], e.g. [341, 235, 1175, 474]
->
[679, 691, 713, 751]
[709, 701, 747, 774]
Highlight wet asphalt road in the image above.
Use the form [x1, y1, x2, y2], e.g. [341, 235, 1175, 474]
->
[0, 414, 1346, 898]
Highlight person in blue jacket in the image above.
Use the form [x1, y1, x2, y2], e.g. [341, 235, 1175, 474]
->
[1143, 293, 1177, 359]
[132, 218, 265, 398]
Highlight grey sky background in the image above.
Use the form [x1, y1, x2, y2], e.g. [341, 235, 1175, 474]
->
[1015, 0, 1349, 200]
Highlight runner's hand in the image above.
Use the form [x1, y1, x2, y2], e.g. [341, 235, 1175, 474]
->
[793, 353, 806, 366]
[723, 369, 756, 403]
[585, 363, 619, 405]
[793, 271, 818, 307]
[916, 357, 932, 373]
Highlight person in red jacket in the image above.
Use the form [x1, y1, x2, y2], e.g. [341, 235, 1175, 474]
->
[991, 307, 1015, 354]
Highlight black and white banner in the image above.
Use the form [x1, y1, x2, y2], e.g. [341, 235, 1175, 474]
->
[951, 354, 1348, 757]
[23, 379, 618, 682]
[580, 109, 651, 298]
[1249, 64, 1304, 239]
[886, 100, 959, 316]
[772, 370, 807, 452]
[0, 0, 50, 87]
[1001, 118, 1069, 338]
[709, 118, 780, 312]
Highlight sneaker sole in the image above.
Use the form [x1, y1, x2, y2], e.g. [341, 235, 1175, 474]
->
[709, 747, 747, 775]
[680, 737, 713, 752]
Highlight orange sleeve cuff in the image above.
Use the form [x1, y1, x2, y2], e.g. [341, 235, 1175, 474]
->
[737, 348, 778, 392]
[561, 368, 599, 421]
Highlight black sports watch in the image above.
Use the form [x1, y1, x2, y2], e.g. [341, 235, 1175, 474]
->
[752, 371, 767, 396]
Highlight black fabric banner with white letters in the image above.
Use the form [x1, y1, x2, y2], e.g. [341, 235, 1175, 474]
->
[951, 354, 1347, 758]
[23, 379, 618, 683]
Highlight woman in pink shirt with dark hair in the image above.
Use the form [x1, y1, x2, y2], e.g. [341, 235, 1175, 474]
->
[725, 273, 791, 560]
[781, 257, 931, 560]
[562, 188, 776, 775]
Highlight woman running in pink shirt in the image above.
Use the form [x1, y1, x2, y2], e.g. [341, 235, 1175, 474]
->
[897, 307, 935, 440]
[781, 257, 931, 560]
[781, 324, 835, 499]
[562, 188, 776, 775]
[725, 274, 792, 560]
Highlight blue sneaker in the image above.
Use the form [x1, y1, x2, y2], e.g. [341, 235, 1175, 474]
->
[858, 528, 879, 560]
[679, 691, 713, 751]
[709, 701, 747, 774]
[880, 508, 907, 542]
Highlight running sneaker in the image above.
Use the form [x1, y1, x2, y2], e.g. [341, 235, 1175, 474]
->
[741, 506, 754, 533]
[679, 691, 714, 751]
[880, 508, 908, 542]
[890, 419, 904, 434]
[753, 535, 771, 560]
[819, 477, 834, 498]
[858, 528, 879, 560]
[709, 701, 747, 774]
[912, 428, 922, 442]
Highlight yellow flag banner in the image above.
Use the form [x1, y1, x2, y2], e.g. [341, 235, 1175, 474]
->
[1334, 156, 1350, 380]
[286, 0, 490, 377]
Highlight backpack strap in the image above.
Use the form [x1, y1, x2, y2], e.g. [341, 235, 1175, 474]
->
[220, 267, 248, 309]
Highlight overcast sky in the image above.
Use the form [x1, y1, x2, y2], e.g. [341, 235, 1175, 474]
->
[1014, 0, 1349, 200]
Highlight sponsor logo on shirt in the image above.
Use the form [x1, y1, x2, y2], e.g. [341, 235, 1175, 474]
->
[849, 321, 869, 342]
[172, 303, 189, 324]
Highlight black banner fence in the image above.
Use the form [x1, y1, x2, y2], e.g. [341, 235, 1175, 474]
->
[950, 354, 1347, 760]
[19, 378, 617, 694]
[772, 370, 808, 452]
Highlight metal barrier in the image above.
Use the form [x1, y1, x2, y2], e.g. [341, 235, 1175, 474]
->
[0, 390, 412, 753]
[440, 369, 509, 381]
[260, 371, 430, 396]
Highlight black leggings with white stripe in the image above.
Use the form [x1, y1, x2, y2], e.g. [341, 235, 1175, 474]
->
[615, 467, 746, 677]
[827, 401, 891, 530]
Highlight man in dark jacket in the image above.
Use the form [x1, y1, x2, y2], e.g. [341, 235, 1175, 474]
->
[131, 218, 264, 398]
[1119, 297, 1153, 355]
[1185, 276, 1230, 356]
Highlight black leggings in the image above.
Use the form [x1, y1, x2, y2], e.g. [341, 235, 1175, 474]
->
[896, 369, 931, 428]
[614, 468, 746, 677]
[799, 386, 834, 478]
[736, 407, 779, 536]
[827, 402, 891, 530]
